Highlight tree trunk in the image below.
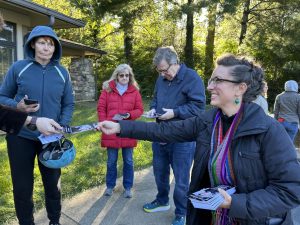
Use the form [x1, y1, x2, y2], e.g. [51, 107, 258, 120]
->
[184, 0, 194, 68]
[204, 3, 217, 80]
[122, 15, 134, 66]
[239, 0, 251, 45]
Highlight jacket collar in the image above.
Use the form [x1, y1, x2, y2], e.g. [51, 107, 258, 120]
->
[202, 103, 269, 139]
[109, 80, 136, 94]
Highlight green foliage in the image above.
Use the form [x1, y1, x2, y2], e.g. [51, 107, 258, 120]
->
[0, 101, 153, 224]
[31, 0, 299, 108]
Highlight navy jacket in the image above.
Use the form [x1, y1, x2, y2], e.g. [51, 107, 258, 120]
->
[0, 26, 74, 140]
[150, 63, 206, 121]
[119, 103, 300, 225]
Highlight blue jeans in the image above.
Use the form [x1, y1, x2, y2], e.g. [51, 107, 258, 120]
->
[106, 148, 134, 190]
[152, 142, 195, 217]
[280, 121, 299, 142]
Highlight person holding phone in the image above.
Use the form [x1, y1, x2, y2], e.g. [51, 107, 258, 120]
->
[98, 54, 300, 225]
[0, 25, 74, 225]
[142, 46, 206, 225]
[97, 64, 143, 198]
[0, 15, 62, 136]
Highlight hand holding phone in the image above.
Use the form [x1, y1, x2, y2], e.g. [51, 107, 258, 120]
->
[24, 99, 39, 105]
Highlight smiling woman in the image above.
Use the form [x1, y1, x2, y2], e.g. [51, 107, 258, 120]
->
[98, 53, 300, 225]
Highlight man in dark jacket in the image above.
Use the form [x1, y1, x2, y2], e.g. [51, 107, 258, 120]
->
[143, 46, 206, 225]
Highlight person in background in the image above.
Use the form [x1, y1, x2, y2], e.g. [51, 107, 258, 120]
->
[97, 64, 143, 198]
[0, 14, 62, 136]
[274, 80, 300, 143]
[142, 46, 206, 225]
[98, 54, 300, 225]
[253, 80, 268, 114]
[0, 25, 74, 225]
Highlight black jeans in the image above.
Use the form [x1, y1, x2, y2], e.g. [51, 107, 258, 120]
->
[6, 134, 61, 225]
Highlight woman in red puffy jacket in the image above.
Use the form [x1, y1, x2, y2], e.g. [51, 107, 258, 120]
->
[97, 64, 143, 198]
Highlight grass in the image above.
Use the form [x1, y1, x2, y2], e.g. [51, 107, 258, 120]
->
[0, 100, 153, 224]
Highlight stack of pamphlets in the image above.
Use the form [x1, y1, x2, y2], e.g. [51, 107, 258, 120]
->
[189, 185, 236, 210]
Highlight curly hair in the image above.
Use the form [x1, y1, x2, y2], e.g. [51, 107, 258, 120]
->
[102, 64, 139, 92]
[216, 53, 265, 102]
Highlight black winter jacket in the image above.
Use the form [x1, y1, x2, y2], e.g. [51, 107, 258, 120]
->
[119, 103, 300, 225]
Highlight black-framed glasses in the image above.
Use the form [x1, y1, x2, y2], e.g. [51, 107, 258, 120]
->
[156, 64, 172, 74]
[208, 77, 240, 86]
[118, 73, 130, 78]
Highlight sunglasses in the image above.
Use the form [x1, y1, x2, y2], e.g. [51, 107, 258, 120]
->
[118, 74, 130, 78]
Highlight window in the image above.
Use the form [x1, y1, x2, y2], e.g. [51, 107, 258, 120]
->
[0, 21, 17, 83]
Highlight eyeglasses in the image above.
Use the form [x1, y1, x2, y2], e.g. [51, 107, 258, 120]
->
[118, 74, 129, 78]
[156, 64, 172, 74]
[36, 41, 55, 49]
[208, 77, 240, 86]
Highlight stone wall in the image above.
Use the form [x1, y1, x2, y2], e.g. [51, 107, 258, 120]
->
[69, 57, 95, 102]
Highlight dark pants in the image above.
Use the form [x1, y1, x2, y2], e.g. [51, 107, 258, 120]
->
[6, 134, 61, 225]
[152, 141, 195, 217]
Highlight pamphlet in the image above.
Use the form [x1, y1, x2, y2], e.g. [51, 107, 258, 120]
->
[38, 122, 98, 144]
[142, 113, 162, 119]
[189, 185, 236, 210]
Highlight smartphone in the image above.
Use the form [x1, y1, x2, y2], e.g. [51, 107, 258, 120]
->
[24, 99, 38, 105]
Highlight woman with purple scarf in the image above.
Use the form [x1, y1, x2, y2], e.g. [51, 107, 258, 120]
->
[97, 54, 300, 225]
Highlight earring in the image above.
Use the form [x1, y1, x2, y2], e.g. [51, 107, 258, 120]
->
[234, 98, 240, 105]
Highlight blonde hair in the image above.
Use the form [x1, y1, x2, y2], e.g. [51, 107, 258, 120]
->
[102, 64, 140, 92]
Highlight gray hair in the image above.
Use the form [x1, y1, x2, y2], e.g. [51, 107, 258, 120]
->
[153, 46, 179, 66]
[216, 53, 265, 102]
[284, 80, 298, 92]
[102, 64, 139, 91]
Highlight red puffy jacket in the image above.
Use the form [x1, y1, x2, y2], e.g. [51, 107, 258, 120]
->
[97, 80, 143, 148]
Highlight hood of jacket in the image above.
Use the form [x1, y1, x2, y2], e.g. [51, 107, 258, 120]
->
[24, 26, 62, 62]
[284, 80, 298, 92]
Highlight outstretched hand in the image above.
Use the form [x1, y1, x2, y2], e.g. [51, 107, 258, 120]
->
[97, 121, 121, 135]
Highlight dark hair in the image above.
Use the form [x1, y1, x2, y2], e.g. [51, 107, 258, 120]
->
[216, 53, 265, 102]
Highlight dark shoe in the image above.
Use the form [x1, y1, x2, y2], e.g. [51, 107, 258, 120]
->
[171, 216, 185, 225]
[49, 222, 61, 225]
[143, 199, 170, 213]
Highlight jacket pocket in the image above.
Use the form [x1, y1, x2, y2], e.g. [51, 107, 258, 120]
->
[238, 151, 261, 160]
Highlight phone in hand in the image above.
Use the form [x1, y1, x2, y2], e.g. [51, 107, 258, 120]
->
[24, 99, 39, 105]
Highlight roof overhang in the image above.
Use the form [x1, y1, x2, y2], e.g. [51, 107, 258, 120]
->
[60, 39, 107, 57]
[0, 0, 85, 29]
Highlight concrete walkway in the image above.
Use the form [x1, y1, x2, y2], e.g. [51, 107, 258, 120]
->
[28, 168, 176, 225]
[9, 148, 300, 225]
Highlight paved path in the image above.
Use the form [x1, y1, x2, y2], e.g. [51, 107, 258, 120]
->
[20, 168, 176, 225]
[9, 160, 300, 225]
